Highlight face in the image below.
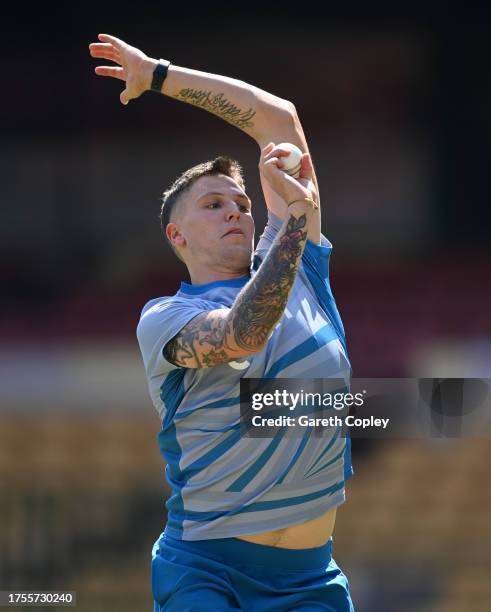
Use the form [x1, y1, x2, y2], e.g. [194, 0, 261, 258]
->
[167, 174, 255, 274]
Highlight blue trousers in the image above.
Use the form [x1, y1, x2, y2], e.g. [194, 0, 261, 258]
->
[152, 532, 354, 611]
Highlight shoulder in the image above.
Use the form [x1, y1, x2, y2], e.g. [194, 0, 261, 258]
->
[139, 295, 189, 320]
[136, 294, 218, 343]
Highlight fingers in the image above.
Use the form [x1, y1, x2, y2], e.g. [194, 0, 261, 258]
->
[298, 153, 313, 181]
[94, 66, 126, 81]
[260, 142, 285, 170]
[97, 33, 126, 50]
[89, 42, 121, 64]
[90, 38, 124, 81]
[259, 142, 275, 161]
[259, 142, 279, 172]
[263, 157, 284, 173]
[261, 142, 296, 159]
[262, 144, 312, 177]
[120, 89, 130, 106]
[271, 144, 297, 158]
[89, 33, 132, 107]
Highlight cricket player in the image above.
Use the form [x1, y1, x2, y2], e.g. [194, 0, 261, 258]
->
[90, 33, 354, 611]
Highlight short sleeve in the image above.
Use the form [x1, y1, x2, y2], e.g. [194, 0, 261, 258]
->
[254, 211, 346, 351]
[301, 238, 348, 354]
[136, 297, 209, 378]
[255, 210, 332, 257]
[254, 210, 283, 256]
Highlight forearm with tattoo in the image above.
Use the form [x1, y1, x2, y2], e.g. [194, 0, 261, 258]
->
[164, 212, 309, 368]
[231, 213, 308, 350]
[175, 88, 256, 129]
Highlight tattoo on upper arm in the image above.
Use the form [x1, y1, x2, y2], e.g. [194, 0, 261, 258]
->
[232, 214, 308, 350]
[164, 312, 234, 368]
[175, 88, 256, 129]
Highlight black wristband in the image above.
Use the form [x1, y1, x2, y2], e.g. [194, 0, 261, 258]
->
[150, 59, 171, 93]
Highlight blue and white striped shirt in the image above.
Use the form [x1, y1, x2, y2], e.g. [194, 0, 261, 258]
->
[137, 211, 353, 540]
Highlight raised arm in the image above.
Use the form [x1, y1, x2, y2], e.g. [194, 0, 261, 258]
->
[89, 33, 321, 242]
[163, 144, 317, 368]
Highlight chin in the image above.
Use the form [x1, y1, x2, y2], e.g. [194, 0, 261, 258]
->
[221, 245, 252, 268]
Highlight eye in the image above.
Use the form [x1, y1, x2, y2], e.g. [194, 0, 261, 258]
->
[206, 202, 221, 209]
[238, 204, 249, 213]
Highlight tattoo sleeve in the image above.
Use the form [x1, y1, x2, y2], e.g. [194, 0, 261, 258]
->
[231, 213, 308, 350]
[163, 309, 235, 369]
[163, 212, 309, 368]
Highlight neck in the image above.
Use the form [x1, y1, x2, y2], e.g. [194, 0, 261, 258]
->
[187, 264, 249, 286]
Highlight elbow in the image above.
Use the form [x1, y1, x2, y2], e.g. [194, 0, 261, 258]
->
[282, 100, 298, 120]
[249, 328, 275, 356]
[255, 99, 302, 146]
[229, 321, 273, 358]
[257, 94, 298, 125]
[235, 335, 269, 359]
[272, 99, 298, 125]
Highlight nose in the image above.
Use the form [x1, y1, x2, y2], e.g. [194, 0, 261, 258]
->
[225, 202, 241, 222]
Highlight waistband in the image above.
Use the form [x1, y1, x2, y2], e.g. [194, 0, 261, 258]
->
[158, 532, 333, 570]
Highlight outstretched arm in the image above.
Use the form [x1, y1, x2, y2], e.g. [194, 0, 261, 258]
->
[89, 33, 321, 242]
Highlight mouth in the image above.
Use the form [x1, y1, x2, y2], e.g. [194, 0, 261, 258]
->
[223, 228, 244, 237]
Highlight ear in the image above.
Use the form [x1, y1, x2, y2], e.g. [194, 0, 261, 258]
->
[166, 222, 186, 248]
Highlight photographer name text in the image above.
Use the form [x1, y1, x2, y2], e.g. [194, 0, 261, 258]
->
[250, 414, 389, 429]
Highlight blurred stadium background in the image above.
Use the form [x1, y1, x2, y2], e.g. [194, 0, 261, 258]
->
[1, 3, 490, 611]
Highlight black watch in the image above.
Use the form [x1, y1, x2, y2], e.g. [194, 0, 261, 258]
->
[150, 59, 171, 93]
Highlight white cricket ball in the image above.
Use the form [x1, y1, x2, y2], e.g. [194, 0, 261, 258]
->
[277, 142, 303, 178]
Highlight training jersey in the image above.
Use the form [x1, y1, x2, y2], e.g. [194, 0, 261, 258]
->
[137, 211, 353, 541]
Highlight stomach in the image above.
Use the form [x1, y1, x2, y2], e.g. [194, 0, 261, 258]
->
[236, 506, 337, 549]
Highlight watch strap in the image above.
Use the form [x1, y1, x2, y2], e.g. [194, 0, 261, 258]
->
[150, 59, 171, 93]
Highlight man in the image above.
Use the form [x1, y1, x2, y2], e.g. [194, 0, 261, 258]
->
[90, 33, 354, 611]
